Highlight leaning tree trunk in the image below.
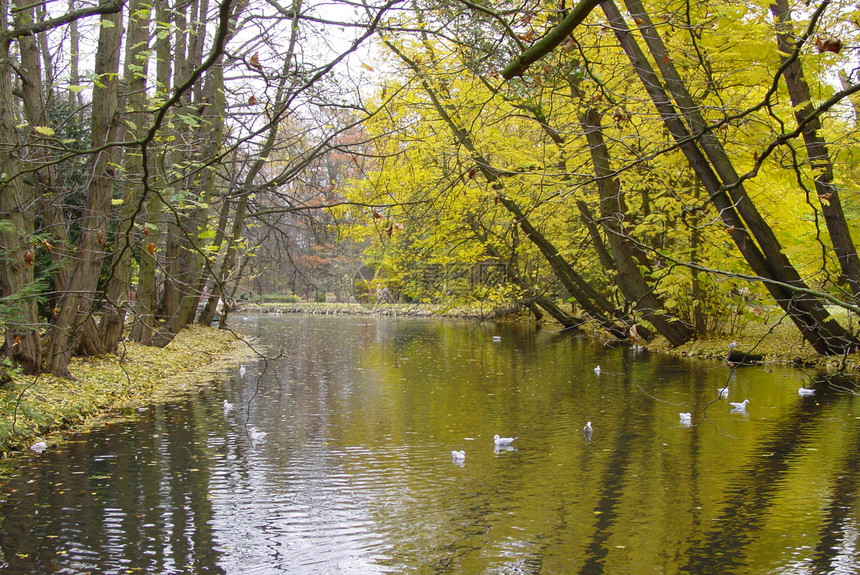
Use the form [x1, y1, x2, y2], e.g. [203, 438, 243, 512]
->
[602, 0, 857, 356]
[466, 216, 585, 328]
[43, 7, 123, 377]
[770, 0, 860, 304]
[582, 107, 694, 346]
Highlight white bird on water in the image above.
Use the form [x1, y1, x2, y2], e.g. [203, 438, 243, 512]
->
[798, 387, 815, 397]
[729, 399, 750, 411]
[594, 365, 601, 375]
[493, 434, 517, 446]
[583, 421, 593, 441]
[248, 427, 267, 442]
[492, 336, 502, 342]
[451, 450, 466, 461]
[30, 441, 47, 453]
[239, 365, 246, 378]
[717, 387, 729, 398]
[679, 412, 692, 425]
[223, 399, 234, 412]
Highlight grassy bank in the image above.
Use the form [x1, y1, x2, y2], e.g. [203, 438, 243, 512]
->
[0, 326, 255, 456]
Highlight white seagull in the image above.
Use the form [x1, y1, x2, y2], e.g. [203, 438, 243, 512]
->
[583, 421, 593, 441]
[729, 399, 750, 411]
[594, 365, 601, 375]
[679, 412, 692, 425]
[493, 434, 517, 446]
[798, 387, 815, 397]
[248, 427, 267, 442]
[492, 336, 502, 342]
[239, 365, 246, 378]
[451, 450, 466, 461]
[223, 399, 234, 412]
[30, 441, 47, 453]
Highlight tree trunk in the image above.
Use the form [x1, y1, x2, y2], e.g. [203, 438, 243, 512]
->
[131, 0, 172, 345]
[44, 7, 123, 377]
[466, 216, 585, 328]
[582, 107, 694, 346]
[100, 0, 153, 352]
[770, 0, 860, 303]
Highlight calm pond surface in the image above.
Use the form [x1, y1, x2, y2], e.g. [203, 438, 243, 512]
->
[1, 314, 859, 574]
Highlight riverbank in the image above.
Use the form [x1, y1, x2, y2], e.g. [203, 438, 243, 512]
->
[239, 302, 860, 374]
[0, 326, 257, 457]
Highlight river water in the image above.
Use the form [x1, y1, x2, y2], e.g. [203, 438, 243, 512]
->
[1, 314, 858, 574]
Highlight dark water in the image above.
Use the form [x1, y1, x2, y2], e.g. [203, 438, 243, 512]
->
[1, 314, 859, 574]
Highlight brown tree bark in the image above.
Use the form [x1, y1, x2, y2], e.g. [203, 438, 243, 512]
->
[770, 0, 860, 304]
[100, 0, 153, 352]
[0, 35, 41, 373]
[582, 107, 693, 346]
[43, 7, 124, 377]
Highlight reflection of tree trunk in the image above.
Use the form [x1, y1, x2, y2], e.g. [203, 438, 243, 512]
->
[605, 0, 856, 355]
[44, 8, 123, 377]
[770, 0, 860, 304]
[582, 108, 693, 347]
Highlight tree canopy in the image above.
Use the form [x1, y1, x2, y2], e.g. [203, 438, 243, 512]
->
[1, 0, 858, 378]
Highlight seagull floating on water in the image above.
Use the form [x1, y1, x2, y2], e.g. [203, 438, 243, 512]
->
[492, 336, 502, 342]
[493, 434, 517, 446]
[717, 387, 729, 398]
[679, 412, 692, 424]
[248, 427, 267, 441]
[594, 365, 601, 375]
[223, 399, 234, 412]
[451, 450, 466, 461]
[30, 441, 47, 453]
[798, 387, 815, 397]
[729, 399, 749, 411]
[239, 365, 246, 378]
[583, 421, 593, 441]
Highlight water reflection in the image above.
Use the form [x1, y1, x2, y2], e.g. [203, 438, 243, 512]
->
[0, 315, 858, 574]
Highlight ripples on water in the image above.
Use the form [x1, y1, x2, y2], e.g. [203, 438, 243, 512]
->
[1, 315, 859, 574]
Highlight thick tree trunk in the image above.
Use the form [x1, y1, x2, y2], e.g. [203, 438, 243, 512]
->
[44, 7, 123, 377]
[603, 0, 857, 355]
[770, 0, 860, 304]
[0, 7, 44, 374]
[131, 0, 172, 345]
[582, 107, 694, 346]
[101, 0, 153, 352]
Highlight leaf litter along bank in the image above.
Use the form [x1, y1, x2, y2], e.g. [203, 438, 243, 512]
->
[0, 326, 258, 456]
